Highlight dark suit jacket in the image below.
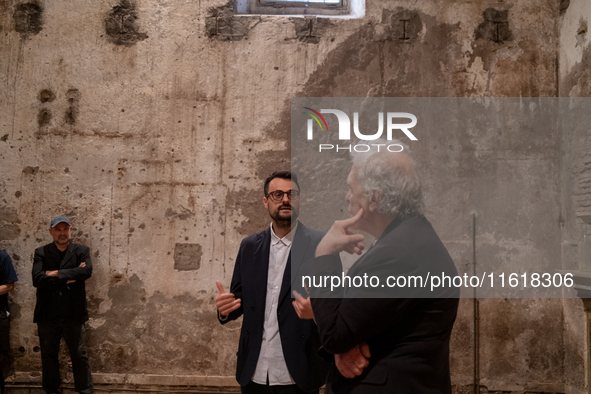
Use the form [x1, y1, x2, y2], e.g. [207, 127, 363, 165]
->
[32, 242, 93, 324]
[219, 222, 331, 393]
[303, 215, 460, 394]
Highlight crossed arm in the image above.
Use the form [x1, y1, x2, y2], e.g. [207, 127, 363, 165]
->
[32, 247, 93, 289]
[46, 262, 87, 284]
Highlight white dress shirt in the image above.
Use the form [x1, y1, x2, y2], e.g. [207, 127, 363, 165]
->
[251, 221, 298, 385]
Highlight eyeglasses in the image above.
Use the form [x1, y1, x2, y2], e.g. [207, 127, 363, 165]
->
[266, 189, 300, 202]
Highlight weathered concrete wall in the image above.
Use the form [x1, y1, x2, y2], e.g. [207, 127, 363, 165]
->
[559, 0, 591, 393]
[0, 0, 579, 391]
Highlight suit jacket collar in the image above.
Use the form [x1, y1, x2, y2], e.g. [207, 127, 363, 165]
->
[288, 222, 310, 278]
[254, 223, 313, 309]
[279, 222, 312, 306]
[60, 242, 76, 268]
[378, 215, 408, 242]
[50, 241, 75, 269]
[253, 229, 271, 315]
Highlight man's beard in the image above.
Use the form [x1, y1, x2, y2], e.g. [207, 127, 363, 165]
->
[272, 203, 298, 227]
[56, 236, 69, 245]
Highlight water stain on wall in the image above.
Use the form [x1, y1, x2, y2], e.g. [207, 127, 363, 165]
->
[165, 206, 195, 221]
[293, 17, 332, 44]
[87, 274, 217, 373]
[475, 8, 514, 44]
[205, 2, 258, 41]
[562, 41, 591, 96]
[381, 8, 422, 41]
[173, 243, 202, 271]
[226, 188, 268, 236]
[0, 207, 20, 240]
[13, 3, 43, 36]
[104, 0, 148, 46]
[37, 109, 51, 126]
[22, 166, 39, 175]
[64, 88, 80, 125]
[38, 89, 55, 103]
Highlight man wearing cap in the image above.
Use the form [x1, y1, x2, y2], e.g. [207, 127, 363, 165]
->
[32, 216, 93, 394]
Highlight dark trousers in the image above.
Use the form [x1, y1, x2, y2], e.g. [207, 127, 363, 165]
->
[241, 381, 319, 394]
[0, 352, 11, 394]
[0, 312, 11, 394]
[37, 322, 93, 394]
[0, 353, 5, 394]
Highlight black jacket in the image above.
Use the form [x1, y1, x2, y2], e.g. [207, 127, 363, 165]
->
[304, 215, 460, 394]
[32, 242, 93, 324]
[220, 223, 332, 393]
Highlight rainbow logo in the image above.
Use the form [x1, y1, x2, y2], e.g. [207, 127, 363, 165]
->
[302, 107, 328, 131]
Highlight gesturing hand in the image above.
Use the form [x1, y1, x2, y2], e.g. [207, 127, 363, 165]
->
[335, 342, 371, 378]
[316, 209, 365, 257]
[292, 290, 314, 320]
[215, 280, 241, 317]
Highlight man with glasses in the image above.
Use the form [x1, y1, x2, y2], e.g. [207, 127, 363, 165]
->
[215, 171, 332, 394]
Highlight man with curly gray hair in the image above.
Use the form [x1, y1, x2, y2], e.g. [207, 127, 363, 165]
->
[295, 142, 459, 394]
[351, 139, 424, 220]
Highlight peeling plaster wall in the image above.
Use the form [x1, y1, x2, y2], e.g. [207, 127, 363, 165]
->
[559, 0, 591, 393]
[559, 0, 591, 97]
[0, 0, 573, 391]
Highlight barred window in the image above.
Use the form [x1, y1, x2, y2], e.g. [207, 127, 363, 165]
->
[237, 0, 352, 16]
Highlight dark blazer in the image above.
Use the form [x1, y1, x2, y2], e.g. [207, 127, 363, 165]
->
[32, 242, 93, 324]
[219, 222, 331, 393]
[304, 215, 460, 394]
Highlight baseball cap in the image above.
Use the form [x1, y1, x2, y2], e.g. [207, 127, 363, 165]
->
[50, 215, 72, 228]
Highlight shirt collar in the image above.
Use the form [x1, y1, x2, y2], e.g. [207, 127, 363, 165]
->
[270, 220, 298, 246]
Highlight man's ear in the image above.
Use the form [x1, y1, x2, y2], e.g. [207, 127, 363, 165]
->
[369, 191, 381, 212]
[263, 197, 268, 209]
